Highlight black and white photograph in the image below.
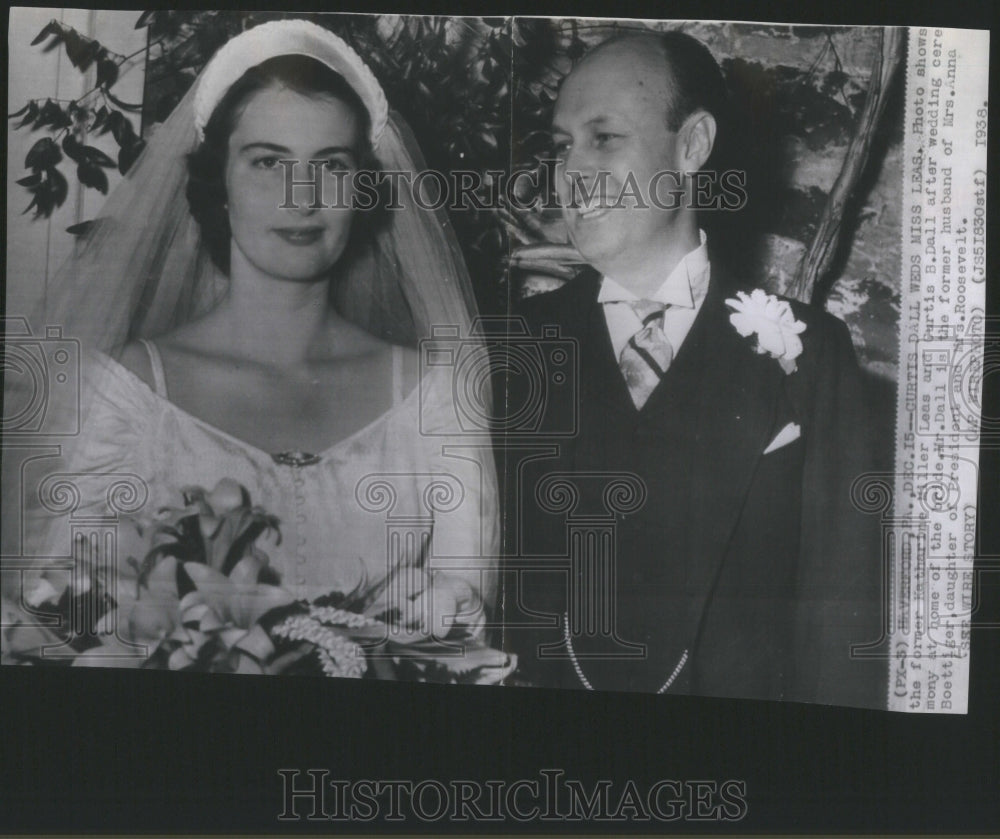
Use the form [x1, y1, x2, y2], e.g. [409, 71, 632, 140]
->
[2, 4, 997, 834]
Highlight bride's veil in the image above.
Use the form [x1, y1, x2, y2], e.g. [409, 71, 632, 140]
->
[33, 88, 478, 358]
[34, 81, 222, 356]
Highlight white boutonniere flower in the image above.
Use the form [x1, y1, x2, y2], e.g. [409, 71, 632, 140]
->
[725, 289, 807, 374]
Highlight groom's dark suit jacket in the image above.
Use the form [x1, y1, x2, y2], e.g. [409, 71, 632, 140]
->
[498, 265, 886, 708]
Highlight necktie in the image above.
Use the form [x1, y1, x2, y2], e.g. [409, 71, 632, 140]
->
[618, 300, 672, 409]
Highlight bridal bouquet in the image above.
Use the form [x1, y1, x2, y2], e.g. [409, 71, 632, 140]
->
[3, 479, 514, 684]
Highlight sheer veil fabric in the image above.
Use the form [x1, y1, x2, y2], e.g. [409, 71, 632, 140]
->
[34, 90, 478, 359]
[2, 21, 499, 656]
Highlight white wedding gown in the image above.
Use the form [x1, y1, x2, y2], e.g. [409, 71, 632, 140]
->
[21, 342, 497, 613]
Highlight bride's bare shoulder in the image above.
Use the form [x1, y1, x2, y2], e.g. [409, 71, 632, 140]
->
[332, 322, 420, 388]
[331, 318, 407, 357]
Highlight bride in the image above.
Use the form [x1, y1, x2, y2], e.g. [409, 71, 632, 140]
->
[2, 19, 499, 675]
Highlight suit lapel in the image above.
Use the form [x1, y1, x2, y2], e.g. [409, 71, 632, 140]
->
[547, 270, 787, 544]
[605, 274, 787, 653]
[678, 279, 788, 635]
[533, 269, 789, 675]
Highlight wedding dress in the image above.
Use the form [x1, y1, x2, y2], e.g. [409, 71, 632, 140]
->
[45, 342, 496, 605]
[2, 20, 499, 664]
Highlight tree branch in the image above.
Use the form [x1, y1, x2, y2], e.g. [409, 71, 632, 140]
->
[787, 27, 905, 304]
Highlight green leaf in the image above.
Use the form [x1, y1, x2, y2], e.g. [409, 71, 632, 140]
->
[117, 139, 145, 174]
[478, 130, 499, 152]
[23, 167, 68, 218]
[30, 20, 61, 47]
[63, 29, 102, 72]
[62, 133, 86, 163]
[83, 145, 117, 168]
[91, 105, 110, 133]
[16, 173, 41, 188]
[33, 99, 62, 130]
[148, 10, 182, 41]
[23, 193, 43, 217]
[96, 56, 119, 88]
[12, 101, 40, 129]
[61, 29, 83, 65]
[49, 167, 69, 207]
[105, 89, 142, 112]
[566, 37, 587, 61]
[220, 516, 281, 577]
[66, 220, 95, 236]
[110, 111, 136, 146]
[77, 162, 109, 194]
[103, 109, 124, 138]
[25, 136, 61, 170]
[33, 99, 73, 131]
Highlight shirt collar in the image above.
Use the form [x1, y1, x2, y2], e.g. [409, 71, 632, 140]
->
[597, 229, 710, 309]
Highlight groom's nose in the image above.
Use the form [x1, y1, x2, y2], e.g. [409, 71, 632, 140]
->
[561, 144, 599, 184]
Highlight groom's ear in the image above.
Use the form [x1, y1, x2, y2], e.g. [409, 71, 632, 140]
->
[677, 109, 717, 173]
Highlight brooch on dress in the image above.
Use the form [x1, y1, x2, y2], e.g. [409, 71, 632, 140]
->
[271, 451, 321, 467]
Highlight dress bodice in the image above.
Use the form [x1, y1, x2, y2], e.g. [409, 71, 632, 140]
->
[35, 350, 497, 606]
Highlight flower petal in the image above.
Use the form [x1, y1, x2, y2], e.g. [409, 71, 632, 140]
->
[179, 628, 208, 650]
[470, 651, 519, 685]
[183, 561, 234, 596]
[1, 613, 66, 661]
[179, 600, 212, 627]
[71, 637, 148, 668]
[755, 324, 787, 358]
[197, 608, 226, 634]
[23, 575, 63, 608]
[724, 294, 747, 313]
[168, 645, 196, 670]
[229, 554, 265, 586]
[233, 651, 265, 675]
[198, 514, 221, 540]
[218, 626, 249, 649]
[728, 312, 756, 338]
[207, 478, 247, 516]
[144, 555, 179, 598]
[128, 596, 178, 643]
[183, 562, 294, 628]
[783, 331, 804, 361]
[234, 623, 275, 660]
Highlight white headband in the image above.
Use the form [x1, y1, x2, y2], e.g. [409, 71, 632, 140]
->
[193, 19, 389, 148]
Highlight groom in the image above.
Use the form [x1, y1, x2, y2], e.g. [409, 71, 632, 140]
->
[499, 32, 885, 706]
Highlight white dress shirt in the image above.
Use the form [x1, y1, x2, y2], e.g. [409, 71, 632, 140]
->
[597, 230, 711, 362]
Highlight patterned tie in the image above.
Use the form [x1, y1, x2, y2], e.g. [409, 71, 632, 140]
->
[618, 300, 672, 409]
